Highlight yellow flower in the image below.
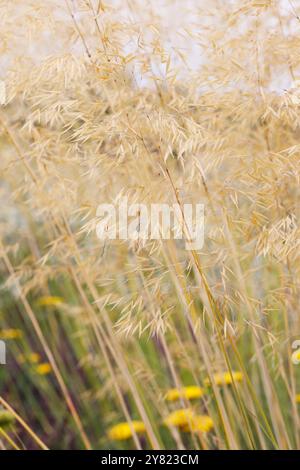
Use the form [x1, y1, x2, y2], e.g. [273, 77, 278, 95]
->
[35, 363, 52, 375]
[18, 352, 41, 365]
[165, 386, 205, 402]
[108, 421, 146, 441]
[296, 394, 300, 403]
[204, 371, 243, 387]
[28, 353, 41, 364]
[36, 296, 64, 307]
[182, 415, 214, 433]
[0, 329, 22, 340]
[163, 408, 194, 428]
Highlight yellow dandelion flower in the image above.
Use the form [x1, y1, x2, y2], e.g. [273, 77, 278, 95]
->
[163, 408, 194, 428]
[204, 371, 243, 387]
[36, 296, 64, 307]
[165, 386, 205, 402]
[108, 421, 146, 441]
[181, 415, 214, 433]
[35, 363, 52, 375]
[0, 329, 22, 340]
[28, 353, 41, 364]
[296, 394, 300, 403]
[18, 352, 41, 365]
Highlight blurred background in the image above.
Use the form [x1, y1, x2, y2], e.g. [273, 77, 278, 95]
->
[0, 0, 300, 450]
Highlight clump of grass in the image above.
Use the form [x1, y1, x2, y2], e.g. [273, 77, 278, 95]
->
[0, 0, 300, 450]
